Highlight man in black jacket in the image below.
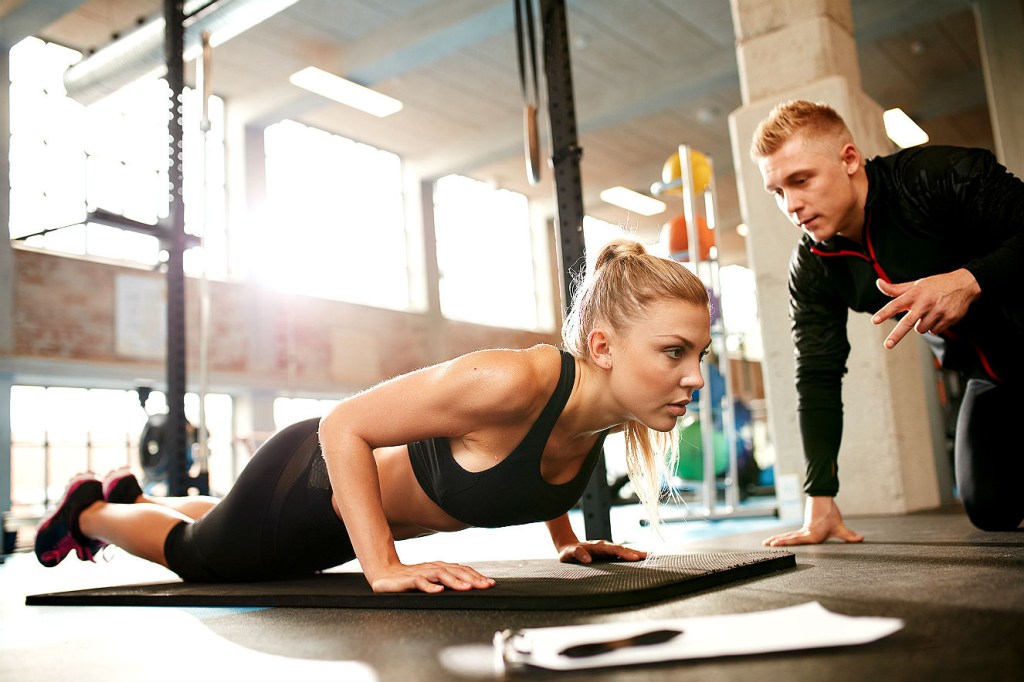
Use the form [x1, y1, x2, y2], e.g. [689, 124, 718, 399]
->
[751, 100, 1024, 545]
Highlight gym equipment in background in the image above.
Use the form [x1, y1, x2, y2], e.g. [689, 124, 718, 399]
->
[138, 414, 198, 491]
[661, 212, 715, 262]
[134, 384, 208, 495]
[530, 0, 613, 541]
[653, 144, 775, 521]
[514, 0, 541, 185]
[660, 148, 712, 196]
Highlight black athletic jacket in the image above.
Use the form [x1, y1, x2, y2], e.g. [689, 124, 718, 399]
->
[787, 146, 1024, 496]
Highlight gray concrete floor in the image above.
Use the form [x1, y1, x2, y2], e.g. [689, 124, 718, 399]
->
[2, 504, 1021, 682]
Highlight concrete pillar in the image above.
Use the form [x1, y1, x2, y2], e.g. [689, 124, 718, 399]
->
[973, 0, 1024, 179]
[727, 0, 944, 515]
[231, 123, 283, 381]
[232, 389, 278, 482]
[1, 49, 12, 516]
[223, 119, 283, 486]
[1, 48, 12, 354]
[412, 176, 447, 364]
[0, 372, 10, 517]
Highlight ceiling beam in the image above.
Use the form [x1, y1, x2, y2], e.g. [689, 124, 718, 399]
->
[238, 0, 509, 124]
[915, 67, 988, 120]
[61, 0, 304, 105]
[344, 0, 509, 84]
[384, 0, 981, 180]
[851, 0, 973, 42]
[0, 0, 87, 48]
[408, 50, 740, 180]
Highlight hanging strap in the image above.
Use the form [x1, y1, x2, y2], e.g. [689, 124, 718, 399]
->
[514, 0, 541, 185]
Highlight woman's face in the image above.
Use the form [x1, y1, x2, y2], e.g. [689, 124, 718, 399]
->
[607, 297, 710, 432]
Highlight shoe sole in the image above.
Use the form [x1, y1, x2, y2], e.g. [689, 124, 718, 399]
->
[35, 475, 101, 567]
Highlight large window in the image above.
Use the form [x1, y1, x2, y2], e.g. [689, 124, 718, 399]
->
[433, 174, 541, 329]
[260, 120, 409, 308]
[273, 396, 343, 431]
[8, 37, 227, 277]
[9, 386, 234, 512]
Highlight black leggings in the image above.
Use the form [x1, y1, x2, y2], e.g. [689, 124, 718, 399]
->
[163, 417, 355, 581]
[955, 379, 1024, 531]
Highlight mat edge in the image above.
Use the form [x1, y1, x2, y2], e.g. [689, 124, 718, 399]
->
[26, 552, 796, 610]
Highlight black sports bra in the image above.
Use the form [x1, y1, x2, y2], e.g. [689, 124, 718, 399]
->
[408, 349, 606, 528]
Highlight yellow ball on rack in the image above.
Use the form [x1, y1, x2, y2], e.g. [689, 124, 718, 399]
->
[661, 149, 712, 195]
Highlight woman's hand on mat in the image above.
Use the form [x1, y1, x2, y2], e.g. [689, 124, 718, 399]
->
[368, 561, 496, 594]
[762, 496, 865, 547]
[557, 540, 647, 564]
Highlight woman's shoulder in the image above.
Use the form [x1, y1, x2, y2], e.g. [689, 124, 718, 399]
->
[443, 344, 563, 417]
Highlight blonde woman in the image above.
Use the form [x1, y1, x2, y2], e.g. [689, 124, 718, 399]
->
[36, 239, 711, 594]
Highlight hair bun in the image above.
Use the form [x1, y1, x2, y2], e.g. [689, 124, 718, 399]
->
[594, 238, 648, 271]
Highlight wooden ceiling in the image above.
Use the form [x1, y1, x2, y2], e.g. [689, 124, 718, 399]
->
[11, 0, 994, 266]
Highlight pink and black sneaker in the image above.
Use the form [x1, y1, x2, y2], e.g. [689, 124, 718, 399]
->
[34, 473, 105, 567]
[102, 468, 144, 504]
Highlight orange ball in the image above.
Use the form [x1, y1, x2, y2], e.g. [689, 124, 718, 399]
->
[662, 213, 715, 260]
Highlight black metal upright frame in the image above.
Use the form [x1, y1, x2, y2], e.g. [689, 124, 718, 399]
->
[536, 0, 612, 540]
[164, 0, 189, 496]
[159, 0, 613, 522]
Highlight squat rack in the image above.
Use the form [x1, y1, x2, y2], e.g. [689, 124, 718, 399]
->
[526, 0, 611, 540]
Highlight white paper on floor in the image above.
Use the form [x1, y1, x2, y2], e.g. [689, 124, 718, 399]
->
[495, 601, 903, 671]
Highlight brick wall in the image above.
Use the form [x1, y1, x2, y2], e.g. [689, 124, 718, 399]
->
[10, 247, 560, 393]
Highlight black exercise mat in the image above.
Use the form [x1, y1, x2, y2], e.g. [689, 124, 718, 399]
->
[26, 550, 795, 610]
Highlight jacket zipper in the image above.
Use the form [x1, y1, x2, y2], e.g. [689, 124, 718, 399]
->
[809, 211, 891, 280]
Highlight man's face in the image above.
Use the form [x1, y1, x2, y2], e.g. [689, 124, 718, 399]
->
[758, 133, 861, 243]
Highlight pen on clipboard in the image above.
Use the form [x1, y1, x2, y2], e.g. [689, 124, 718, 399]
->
[558, 628, 684, 658]
[494, 626, 684, 669]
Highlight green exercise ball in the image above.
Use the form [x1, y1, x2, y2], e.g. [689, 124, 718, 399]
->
[674, 419, 728, 481]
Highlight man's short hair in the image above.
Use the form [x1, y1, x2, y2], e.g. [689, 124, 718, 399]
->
[751, 100, 852, 159]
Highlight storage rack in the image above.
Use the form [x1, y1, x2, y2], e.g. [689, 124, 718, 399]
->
[652, 144, 775, 521]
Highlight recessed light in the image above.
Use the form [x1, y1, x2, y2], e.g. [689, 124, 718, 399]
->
[599, 187, 667, 216]
[289, 67, 403, 118]
[883, 108, 929, 148]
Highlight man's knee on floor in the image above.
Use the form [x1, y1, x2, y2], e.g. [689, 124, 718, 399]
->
[962, 496, 1024, 532]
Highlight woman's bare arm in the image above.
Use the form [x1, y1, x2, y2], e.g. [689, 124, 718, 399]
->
[319, 346, 553, 592]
